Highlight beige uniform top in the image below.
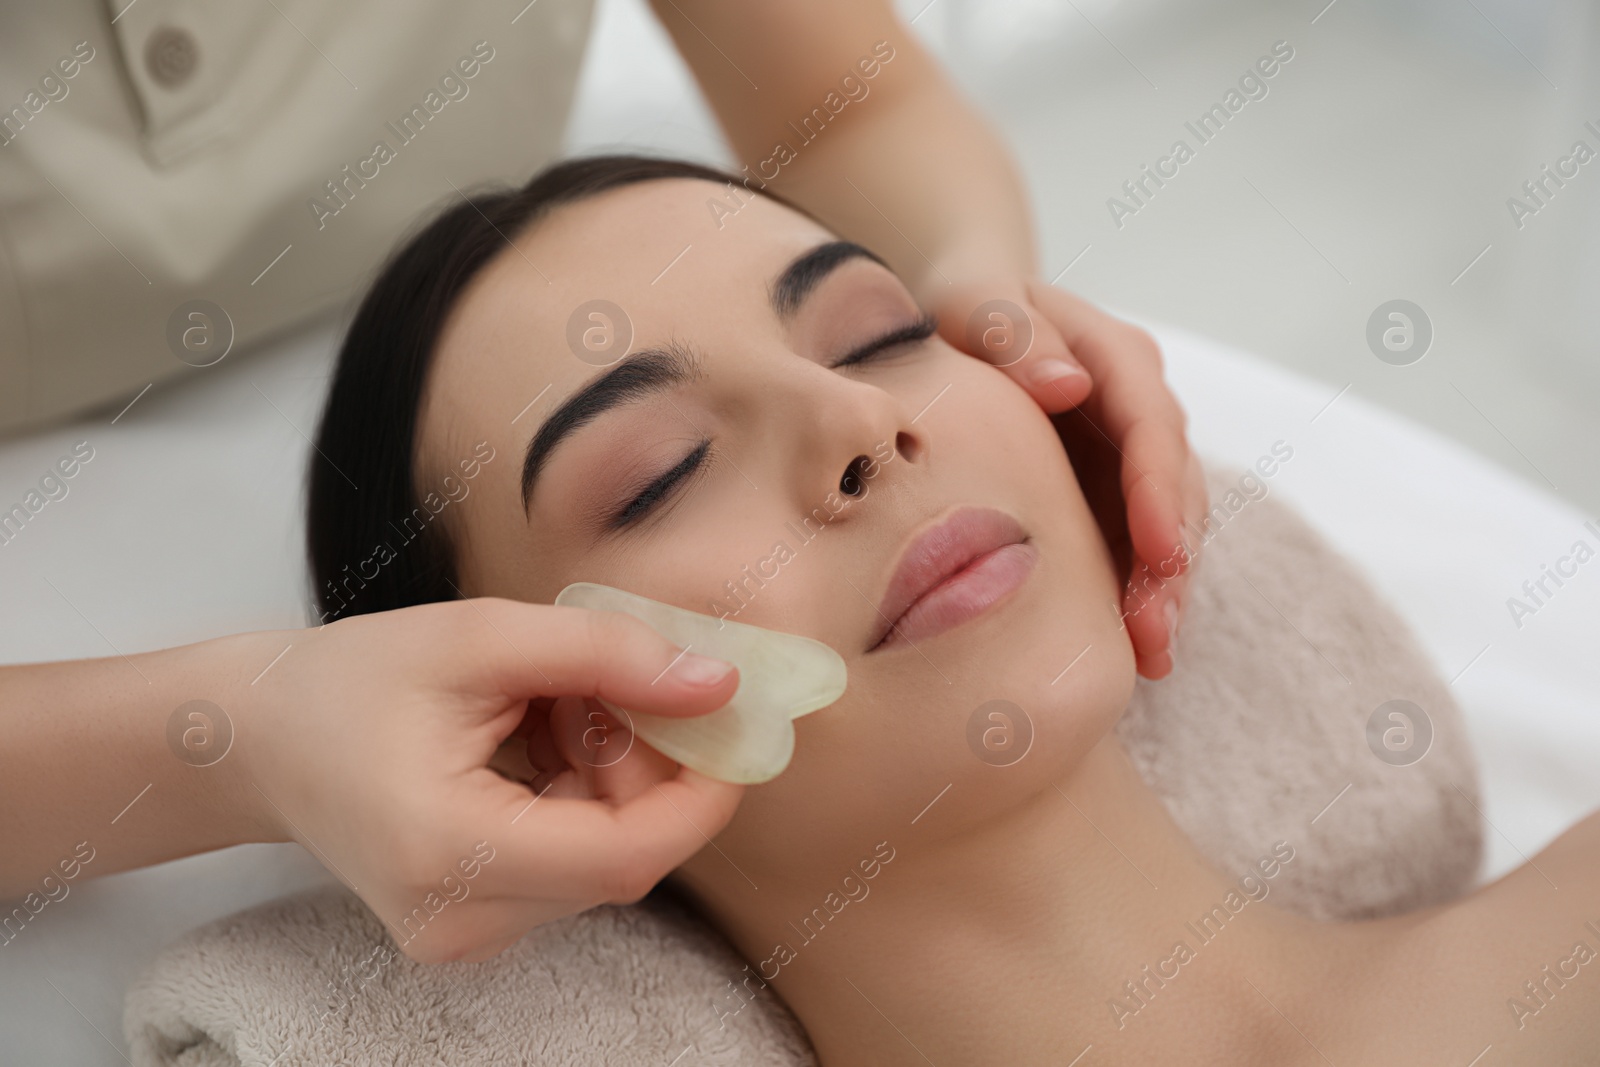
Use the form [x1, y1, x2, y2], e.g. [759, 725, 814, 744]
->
[0, 0, 594, 433]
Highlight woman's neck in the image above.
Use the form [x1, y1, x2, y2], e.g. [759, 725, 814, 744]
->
[691, 734, 1356, 1066]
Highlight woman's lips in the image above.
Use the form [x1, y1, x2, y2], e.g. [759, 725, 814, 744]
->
[871, 507, 1037, 651]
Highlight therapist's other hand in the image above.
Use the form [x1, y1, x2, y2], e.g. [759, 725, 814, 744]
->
[232, 598, 742, 964]
[930, 280, 1206, 680]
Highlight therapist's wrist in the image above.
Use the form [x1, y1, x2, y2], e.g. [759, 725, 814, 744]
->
[909, 249, 1038, 309]
[0, 633, 291, 895]
[164, 630, 297, 848]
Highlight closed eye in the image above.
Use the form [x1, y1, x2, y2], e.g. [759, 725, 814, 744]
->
[608, 438, 711, 530]
[605, 313, 935, 530]
[829, 312, 939, 369]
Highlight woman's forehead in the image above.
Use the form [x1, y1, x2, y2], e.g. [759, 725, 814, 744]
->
[418, 179, 832, 477]
[512, 179, 827, 308]
[441, 179, 831, 369]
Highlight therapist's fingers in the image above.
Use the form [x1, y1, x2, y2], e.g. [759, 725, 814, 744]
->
[1116, 425, 1203, 679]
[544, 696, 685, 803]
[930, 281, 1092, 412]
[1052, 404, 1176, 678]
[475, 698, 742, 903]
[493, 696, 676, 804]
[459, 598, 740, 719]
[237, 598, 752, 967]
[494, 766, 742, 901]
[383, 757, 742, 965]
[1023, 280, 1207, 674]
[457, 767, 741, 933]
[1120, 416, 1191, 579]
[1024, 282, 1189, 552]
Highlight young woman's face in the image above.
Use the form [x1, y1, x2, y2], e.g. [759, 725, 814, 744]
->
[417, 177, 1135, 881]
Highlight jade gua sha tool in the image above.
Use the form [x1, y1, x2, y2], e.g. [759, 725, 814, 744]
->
[553, 582, 848, 785]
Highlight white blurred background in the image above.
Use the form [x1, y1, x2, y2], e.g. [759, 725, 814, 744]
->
[571, 0, 1600, 516]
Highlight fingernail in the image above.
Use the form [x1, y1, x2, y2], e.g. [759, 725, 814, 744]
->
[670, 651, 735, 687]
[1026, 358, 1087, 390]
[1163, 600, 1179, 656]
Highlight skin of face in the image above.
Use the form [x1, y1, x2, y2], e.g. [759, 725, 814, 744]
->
[417, 177, 1136, 896]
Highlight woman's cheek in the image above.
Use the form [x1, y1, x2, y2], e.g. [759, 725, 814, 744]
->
[931, 344, 1039, 417]
[956, 357, 1066, 458]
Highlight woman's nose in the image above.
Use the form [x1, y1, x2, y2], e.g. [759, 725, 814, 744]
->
[802, 389, 925, 511]
[750, 345, 927, 510]
[838, 429, 921, 497]
[840, 455, 872, 497]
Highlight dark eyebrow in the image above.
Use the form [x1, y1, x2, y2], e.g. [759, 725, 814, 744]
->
[519, 241, 886, 514]
[520, 343, 700, 513]
[770, 240, 889, 319]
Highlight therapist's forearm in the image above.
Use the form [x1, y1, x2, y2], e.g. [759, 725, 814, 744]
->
[769, 66, 1038, 301]
[652, 0, 1038, 302]
[0, 636, 279, 900]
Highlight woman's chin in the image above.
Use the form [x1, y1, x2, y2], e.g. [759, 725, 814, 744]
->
[942, 589, 1136, 789]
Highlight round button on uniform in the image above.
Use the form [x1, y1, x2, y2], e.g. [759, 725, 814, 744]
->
[145, 26, 200, 88]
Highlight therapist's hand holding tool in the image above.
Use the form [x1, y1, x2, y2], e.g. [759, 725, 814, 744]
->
[0, 598, 743, 963]
[2, 0, 1205, 960]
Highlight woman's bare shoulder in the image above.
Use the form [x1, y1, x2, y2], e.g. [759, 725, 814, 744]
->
[1376, 809, 1600, 1063]
[1450, 807, 1600, 921]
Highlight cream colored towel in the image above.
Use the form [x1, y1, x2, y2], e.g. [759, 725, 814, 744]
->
[123, 468, 1483, 1065]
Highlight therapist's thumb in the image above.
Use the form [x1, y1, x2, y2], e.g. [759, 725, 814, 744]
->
[467, 598, 739, 718]
[932, 281, 1091, 413]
